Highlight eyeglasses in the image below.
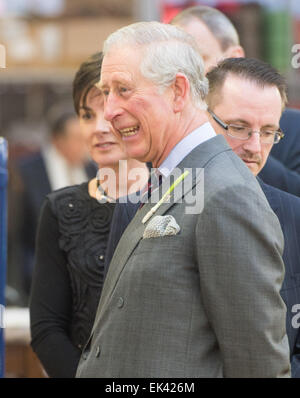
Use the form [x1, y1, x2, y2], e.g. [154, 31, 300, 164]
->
[208, 109, 284, 144]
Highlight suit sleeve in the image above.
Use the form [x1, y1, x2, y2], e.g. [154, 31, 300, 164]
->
[195, 185, 291, 377]
[280, 193, 300, 378]
[29, 199, 81, 378]
[259, 155, 300, 197]
[291, 334, 300, 378]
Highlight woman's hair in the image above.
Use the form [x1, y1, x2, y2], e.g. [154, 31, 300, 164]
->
[72, 51, 104, 115]
[103, 21, 208, 109]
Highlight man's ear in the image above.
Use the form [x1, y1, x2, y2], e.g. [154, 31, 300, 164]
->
[224, 45, 245, 59]
[172, 73, 190, 113]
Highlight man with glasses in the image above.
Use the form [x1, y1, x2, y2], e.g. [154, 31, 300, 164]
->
[171, 5, 300, 197]
[206, 57, 300, 377]
[208, 110, 284, 150]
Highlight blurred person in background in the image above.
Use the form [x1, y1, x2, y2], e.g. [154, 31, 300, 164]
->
[170, 5, 300, 196]
[29, 52, 149, 378]
[14, 108, 96, 301]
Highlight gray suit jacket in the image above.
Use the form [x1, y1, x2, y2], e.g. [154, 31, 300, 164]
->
[77, 135, 290, 378]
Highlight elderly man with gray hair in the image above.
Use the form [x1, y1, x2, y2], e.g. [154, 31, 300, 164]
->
[76, 21, 290, 378]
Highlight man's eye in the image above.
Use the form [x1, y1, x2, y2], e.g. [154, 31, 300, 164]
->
[102, 90, 109, 96]
[119, 87, 128, 94]
[261, 131, 275, 137]
[230, 125, 247, 133]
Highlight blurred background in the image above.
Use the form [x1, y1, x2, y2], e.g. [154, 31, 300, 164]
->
[1, 0, 300, 377]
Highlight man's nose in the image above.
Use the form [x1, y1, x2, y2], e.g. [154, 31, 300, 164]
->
[104, 93, 122, 122]
[243, 132, 262, 154]
[95, 114, 110, 133]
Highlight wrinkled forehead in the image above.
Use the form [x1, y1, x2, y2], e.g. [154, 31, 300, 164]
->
[213, 76, 283, 128]
[100, 45, 143, 83]
[212, 74, 282, 107]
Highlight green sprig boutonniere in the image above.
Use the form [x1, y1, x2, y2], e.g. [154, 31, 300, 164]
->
[142, 170, 189, 224]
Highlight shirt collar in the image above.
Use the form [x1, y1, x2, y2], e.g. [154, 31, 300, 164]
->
[158, 122, 216, 178]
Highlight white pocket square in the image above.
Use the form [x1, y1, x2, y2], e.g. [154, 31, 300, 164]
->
[143, 215, 180, 239]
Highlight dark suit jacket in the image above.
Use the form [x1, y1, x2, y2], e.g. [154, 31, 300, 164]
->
[104, 201, 139, 275]
[259, 108, 300, 196]
[104, 162, 152, 273]
[259, 178, 300, 378]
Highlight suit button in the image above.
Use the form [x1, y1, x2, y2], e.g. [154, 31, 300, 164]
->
[95, 346, 101, 358]
[99, 255, 104, 261]
[117, 297, 124, 308]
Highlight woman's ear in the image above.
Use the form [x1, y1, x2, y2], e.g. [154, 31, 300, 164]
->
[172, 73, 190, 113]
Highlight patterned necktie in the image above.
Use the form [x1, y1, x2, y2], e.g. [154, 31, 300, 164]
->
[139, 172, 162, 208]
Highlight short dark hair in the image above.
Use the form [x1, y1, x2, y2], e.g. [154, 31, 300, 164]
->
[170, 5, 240, 51]
[72, 51, 104, 115]
[206, 57, 288, 109]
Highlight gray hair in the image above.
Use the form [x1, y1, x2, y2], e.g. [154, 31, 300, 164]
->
[103, 21, 208, 109]
[170, 5, 240, 51]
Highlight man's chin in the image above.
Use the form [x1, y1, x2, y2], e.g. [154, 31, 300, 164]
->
[125, 147, 147, 163]
[244, 162, 259, 176]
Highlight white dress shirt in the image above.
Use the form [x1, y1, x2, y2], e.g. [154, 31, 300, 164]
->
[42, 143, 88, 191]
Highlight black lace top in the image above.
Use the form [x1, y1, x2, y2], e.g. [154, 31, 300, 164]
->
[29, 182, 115, 378]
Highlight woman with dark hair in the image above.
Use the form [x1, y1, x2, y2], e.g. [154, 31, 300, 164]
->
[29, 52, 148, 378]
